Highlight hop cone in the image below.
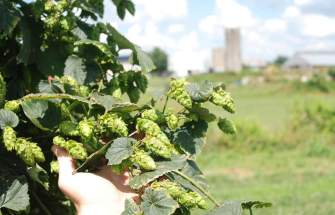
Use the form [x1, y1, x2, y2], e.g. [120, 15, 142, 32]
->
[50, 160, 59, 173]
[168, 79, 192, 109]
[131, 150, 156, 171]
[210, 89, 235, 113]
[4, 100, 21, 113]
[142, 136, 172, 159]
[2, 126, 16, 151]
[59, 121, 80, 136]
[99, 113, 128, 137]
[141, 109, 163, 122]
[165, 113, 179, 130]
[136, 118, 161, 137]
[78, 119, 94, 139]
[15, 138, 45, 166]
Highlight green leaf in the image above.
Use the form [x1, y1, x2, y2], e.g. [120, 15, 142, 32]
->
[122, 198, 142, 215]
[168, 159, 208, 193]
[106, 25, 155, 73]
[141, 188, 178, 215]
[64, 55, 87, 85]
[173, 120, 208, 155]
[106, 137, 136, 165]
[241, 201, 272, 210]
[75, 39, 114, 57]
[218, 118, 237, 135]
[21, 100, 62, 131]
[125, 0, 136, 15]
[117, 4, 126, 20]
[0, 109, 19, 129]
[0, 176, 29, 211]
[91, 93, 115, 111]
[0, 1, 20, 38]
[206, 201, 242, 215]
[129, 156, 187, 189]
[37, 43, 68, 76]
[111, 102, 139, 112]
[38, 80, 64, 94]
[190, 105, 216, 122]
[27, 164, 49, 190]
[186, 81, 213, 102]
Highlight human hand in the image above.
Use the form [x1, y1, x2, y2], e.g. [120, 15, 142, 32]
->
[52, 145, 137, 215]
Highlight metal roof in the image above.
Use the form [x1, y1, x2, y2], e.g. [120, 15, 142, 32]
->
[285, 51, 335, 68]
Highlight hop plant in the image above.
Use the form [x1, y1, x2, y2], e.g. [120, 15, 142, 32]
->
[78, 119, 94, 139]
[15, 138, 45, 166]
[131, 149, 156, 171]
[4, 100, 21, 113]
[50, 160, 59, 174]
[210, 88, 235, 113]
[141, 109, 163, 122]
[59, 121, 80, 136]
[165, 113, 179, 130]
[53, 136, 87, 160]
[151, 180, 208, 209]
[168, 79, 192, 109]
[142, 136, 172, 159]
[2, 126, 16, 151]
[98, 113, 128, 137]
[136, 118, 161, 137]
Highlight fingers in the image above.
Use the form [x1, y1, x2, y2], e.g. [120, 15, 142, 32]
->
[51, 145, 76, 180]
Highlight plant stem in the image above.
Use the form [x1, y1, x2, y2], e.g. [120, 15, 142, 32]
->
[162, 96, 169, 113]
[73, 140, 113, 173]
[172, 170, 220, 207]
[31, 190, 52, 215]
[249, 208, 253, 215]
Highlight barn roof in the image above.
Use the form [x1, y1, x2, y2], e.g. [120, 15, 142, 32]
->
[284, 51, 335, 68]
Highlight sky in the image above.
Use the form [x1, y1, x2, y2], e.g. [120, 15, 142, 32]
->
[103, 0, 335, 76]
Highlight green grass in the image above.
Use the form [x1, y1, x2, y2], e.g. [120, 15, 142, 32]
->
[148, 72, 335, 215]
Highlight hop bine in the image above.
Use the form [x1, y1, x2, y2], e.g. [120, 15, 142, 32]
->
[168, 79, 193, 109]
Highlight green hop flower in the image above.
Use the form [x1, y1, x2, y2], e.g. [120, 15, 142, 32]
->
[141, 109, 163, 122]
[15, 138, 45, 166]
[218, 118, 237, 134]
[50, 160, 59, 173]
[53, 136, 67, 148]
[136, 118, 161, 137]
[131, 149, 156, 171]
[66, 140, 88, 160]
[79, 86, 90, 97]
[142, 136, 172, 159]
[165, 113, 179, 130]
[111, 159, 131, 175]
[151, 180, 208, 209]
[4, 100, 21, 113]
[59, 121, 80, 136]
[2, 126, 16, 151]
[210, 89, 235, 113]
[78, 119, 94, 139]
[168, 79, 192, 109]
[99, 113, 128, 137]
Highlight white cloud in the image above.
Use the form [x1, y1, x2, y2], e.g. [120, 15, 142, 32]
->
[167, 24, 185, 34]
[300, 14, 335, 37]
[283, 6, 301, 17]
[263, 19, 287, 33]
[133, 0, 188, 22]
[216, 0, 256, 28]
[294, 0, 313, 6]
[198, 15, 218, 35]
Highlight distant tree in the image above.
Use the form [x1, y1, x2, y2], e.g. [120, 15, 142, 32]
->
[274, 56, 288, 66]
[149, 47, 168, 73]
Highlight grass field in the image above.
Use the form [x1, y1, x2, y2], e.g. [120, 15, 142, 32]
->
[148, 72, 335, 215]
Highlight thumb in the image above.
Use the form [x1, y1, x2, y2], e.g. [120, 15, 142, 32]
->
[51, 145, 76, 179]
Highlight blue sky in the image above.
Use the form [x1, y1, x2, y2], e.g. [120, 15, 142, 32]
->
[103, 0, 335, 75]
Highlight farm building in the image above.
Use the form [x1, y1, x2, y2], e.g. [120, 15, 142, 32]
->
[283, 51, 335, 71]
